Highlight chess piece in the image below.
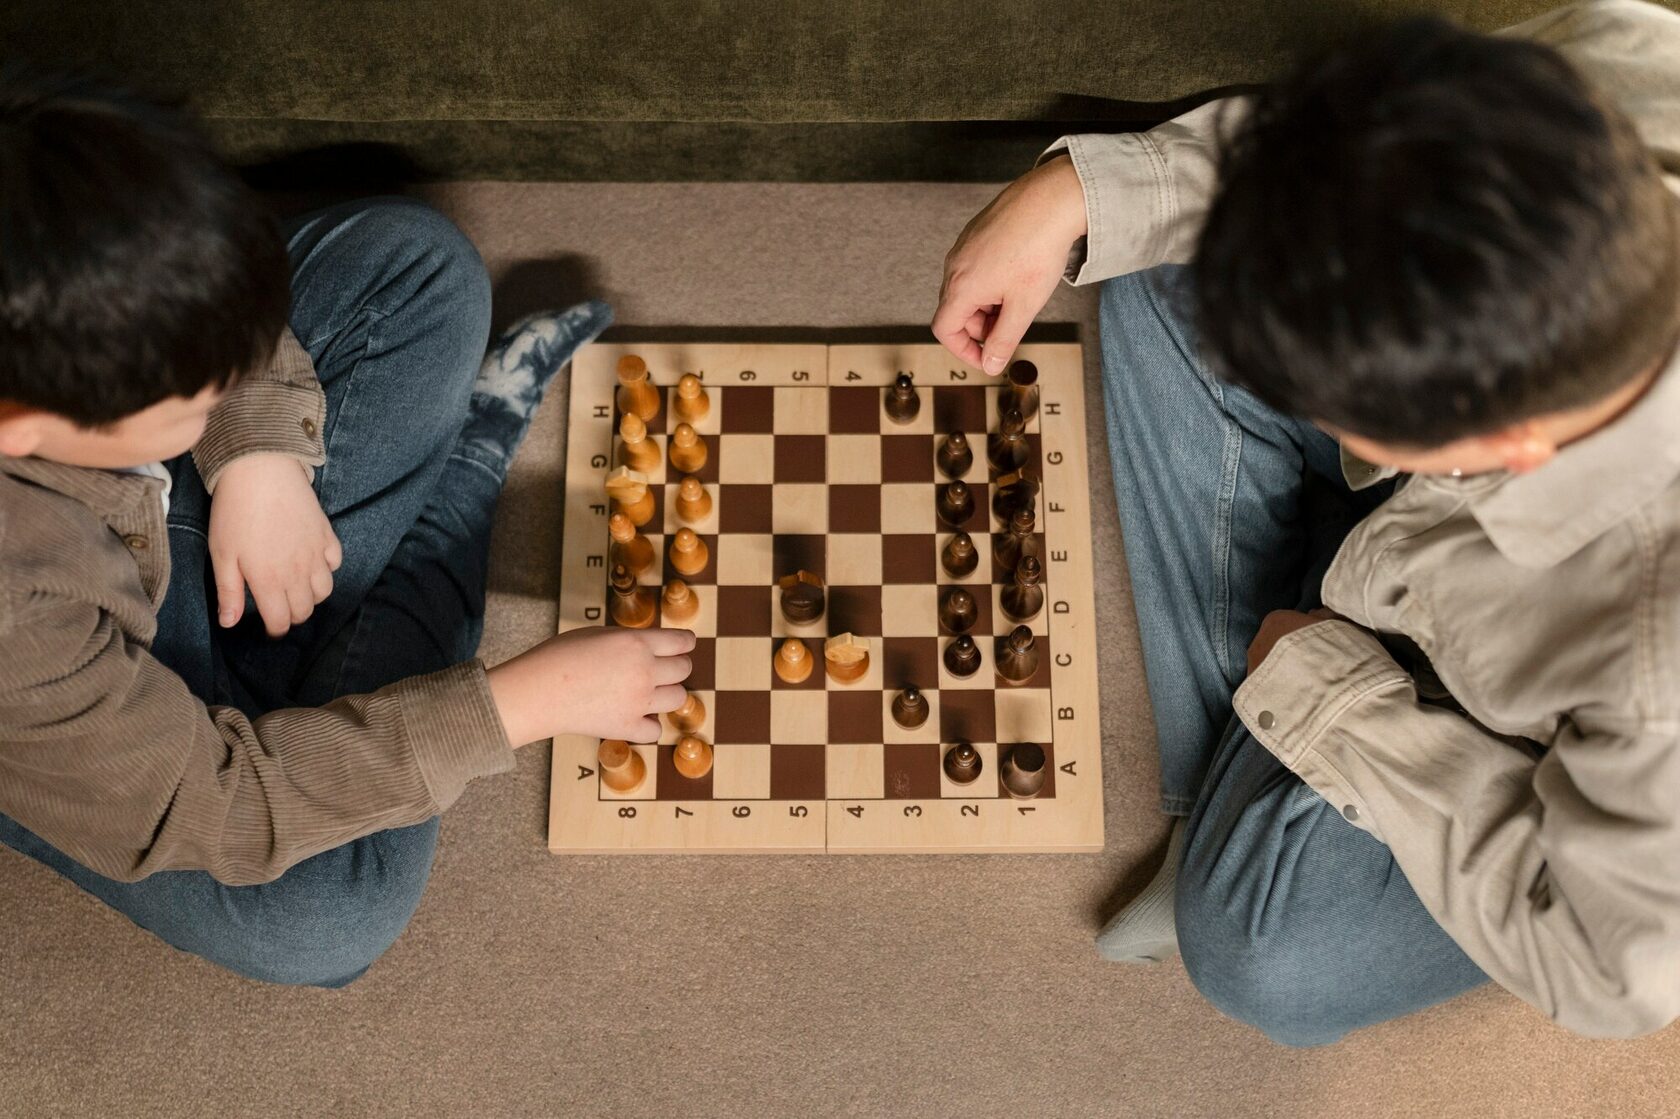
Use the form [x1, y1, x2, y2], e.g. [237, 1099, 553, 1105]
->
[1000, 554, 1045, 623]
[778, 570, 826, 625]
[1000, 743, 1047, 799]
[609, 512, 655, 577]
[673, 372, 710, 424]
[668, 690, 707, 734]
[995, 625, 1039, 686]
[618, 411, 662, 472]
[673, 734, 714, 779]
[661, 579, 698, 625]
[774, 637, 814, 684]
[1001, 359, 1040, 422]
[615, 354, 660, 422]
[675, 475, 712, 524]
[939, 587, 978, 634]
[988, 407, 1029, 474]
[598, 740, 647, 793]
[605, 467, 655, 527]
[884, 372, 920, 425]
[668, 422, 708, 474]
[608, 563, 656, 629]
[943, 742, 982, 785]
[943, 634, 981, 678]
[891, 685, 929, 729]
[992, 505, 1037, 573]
[940, 532, 979, 579]
[824, 633, 870, 684]
[936, 431, 973, 479]
[667, 527, 709, 577]
[991, 468, 1039, 523]
[937, 480, 975, 528]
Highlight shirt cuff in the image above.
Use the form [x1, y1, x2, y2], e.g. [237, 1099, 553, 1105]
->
[1232, 620, 1412, 836]
[192, 381, 328, 493]
[1038, 133, 1171, 285]
[391, 660, 516, 811]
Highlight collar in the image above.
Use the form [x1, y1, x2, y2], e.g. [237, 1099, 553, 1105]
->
[0, 455, 165, 524]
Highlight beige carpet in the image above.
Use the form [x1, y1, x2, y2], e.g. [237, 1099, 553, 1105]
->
[2, 183, 1676, 1118]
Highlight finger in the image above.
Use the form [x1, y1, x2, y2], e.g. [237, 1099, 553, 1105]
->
[286, 584, 314, 626]
[646, 627, 698, 655]
[324, 531, 343, 572]
[251, 584, 292, 638]
[628, 716, 661, 744]
[652, 655, 692, 686]
[980, 299, 1038, 376]
[310, 566, 334, 605]
[963, 308, 990, 347]
[211, 553, 246, 628]
[646, 684, 688, 714]
[932, 290, 988, 369]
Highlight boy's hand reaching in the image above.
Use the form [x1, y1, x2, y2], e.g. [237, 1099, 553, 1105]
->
[487, 626, 697, 747]
[208, 454, 341, 637]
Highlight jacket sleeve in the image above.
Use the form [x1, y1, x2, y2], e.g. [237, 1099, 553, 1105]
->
[0, 590, 514, 885]
[1234, 620, 1680, 1039]
[192, 326, 328, 493]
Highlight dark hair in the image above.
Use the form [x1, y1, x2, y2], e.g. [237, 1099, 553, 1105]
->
[0, 67, 289, 426]
[1193, 17, 1680, 447]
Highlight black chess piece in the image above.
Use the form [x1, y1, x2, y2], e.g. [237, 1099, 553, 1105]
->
[995, 624, 1039, 686]
[778, 570, 826, 625]
[1000, 743, 1047, 798]
[988, 407, 1029, 474]
[1000, 554, 1045, 623]
[992, 505, 1037, 573]
[941, 532, 979, 579]
[992, 469, 1039, 522]
[608, 562, 655, 628]
[936, 431, 973, 479]
[1001, 360, 1040, 422]
[884, 372, 920, 425]
[943, 634, 981, 678]
[943, 742, 983, 785]
[939, 587, 978, 634]
[937, 480, 975, 527]
[891, 685, 930, 729]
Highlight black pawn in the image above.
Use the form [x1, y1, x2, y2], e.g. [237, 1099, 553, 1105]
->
[939, 587, 978, 634]
[943, 634, 981, 678]
[884, 372, 920, 425]
[996, 624, 1039, 686]
[1000, 554, 1045, 623]
[988, 407, 1029, 473]
[941, 532, 979, 579]
[936, 431, 973, 479]
[1001, 359, 1040, 422]
[1000, 742, 1047, 798]
[993, 504, 1037, 573]
[943, 742, 983, 785]
[937, 480, 975, 528]
[891, 685, 929, 729]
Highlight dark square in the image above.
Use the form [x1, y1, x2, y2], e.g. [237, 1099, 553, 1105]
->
[718, 483, 773, 534]
[939, 583, 993, 637]
[772, 534, 826, 582]
[618, 390, 666, 437]
[667, 533, 718, 585]
[884, 744, 941, 800]
[1021, 433, 1044, 477]
[713, 690, 771, 744]
[933, 386, 987, 434]
[956, 482, 989, 535]
[994, 631, 1051, 688]
[881, 637, 940, 692]
[655, 742, 713, 800]
[829, 485, 881, 533]
[992, 534, 1048, 584]
[771, 637, 825, 690]
[882, 534, 937, 585]
[720, 386, 775, 433]
[716, 585, 772, 636]
[771, 744, 825, 800]
[827, 585, 882, 636]
[774, 435, 826, 483]
[828, 690, 884, 744]
[688, 434, 722, 484]
[685, 638, 716, 691]
[997, 741, 1057, 799]
[939, 689, 997, 744]
[881, 435, 935, 483]
[829, 387, 882, 434]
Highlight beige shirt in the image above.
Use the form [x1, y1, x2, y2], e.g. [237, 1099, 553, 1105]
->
[1052, 0, 1680, 1038]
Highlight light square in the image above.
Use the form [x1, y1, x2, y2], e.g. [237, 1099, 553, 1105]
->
[939, 741, 998, 798]
[718, 434, 774, 483]
[660, 689, 716, 744]
[771, 691, 828, 745]
[880, 483, 935, 535]
[826, 435, 882, 484]
[678, 383, 722, 435]
[774, 387, 828, 434]
[714, 533, 774, 585]
[772, 484, 829, 534]
[598, 742, 658, 801]
[880, 585, 938, 637]
[823, 635, 883, 690]
[827, 534, 883, 585]
[996, 690, 1055, 742]
[882, 689, 941, 744]
[937, 636, 992, 691]
[827, 743, 884, 799]
[936, 531, 991, 586]
[956, 434, 988, 484]
[715, 637, 772, 690]
[712, 744, 772, 799]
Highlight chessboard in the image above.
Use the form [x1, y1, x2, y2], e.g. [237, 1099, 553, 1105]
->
[549, 338, 1103, 854]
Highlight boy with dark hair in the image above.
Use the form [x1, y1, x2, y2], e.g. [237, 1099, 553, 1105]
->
[0, 71, 693, 985]
[935, 0, 1680, 1043]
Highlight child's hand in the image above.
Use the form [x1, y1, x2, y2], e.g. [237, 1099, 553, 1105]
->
[933, 155, 1087, 375]
[487, 626, 696, 747]
[208, 454, 342, 638]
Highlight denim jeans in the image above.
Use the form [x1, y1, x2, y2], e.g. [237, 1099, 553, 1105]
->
[0, 199, 497, 987]
[1100, 265, 1488, 1045]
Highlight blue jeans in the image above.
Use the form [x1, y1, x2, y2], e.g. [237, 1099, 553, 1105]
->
[0, 199, 496, 987]
[1101, 265, 1488, 1045]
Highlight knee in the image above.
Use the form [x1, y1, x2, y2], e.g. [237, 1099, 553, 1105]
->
[347, 198, 493, 361]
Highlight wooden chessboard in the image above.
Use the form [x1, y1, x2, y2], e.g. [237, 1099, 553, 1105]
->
[549, 338, 1103, 853]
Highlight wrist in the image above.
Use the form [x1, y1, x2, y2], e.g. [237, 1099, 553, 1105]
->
[485, 661, 536, 748]
[1033, 154, 1089, 242]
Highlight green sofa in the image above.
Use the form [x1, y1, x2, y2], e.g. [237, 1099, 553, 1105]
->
[5, 0, 1668, 181]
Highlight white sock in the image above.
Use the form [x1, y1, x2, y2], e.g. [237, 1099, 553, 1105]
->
[1095, 817, 1187, 964]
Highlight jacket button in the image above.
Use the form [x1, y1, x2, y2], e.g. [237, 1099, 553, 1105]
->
[122, 533, 148, 550]
[1257, 710, 1275, 730]
[1342, 804, 1360, 822]
[301, 417, 318, 437]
